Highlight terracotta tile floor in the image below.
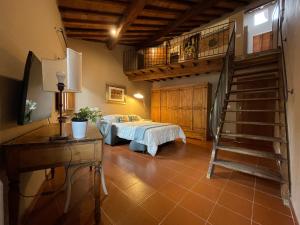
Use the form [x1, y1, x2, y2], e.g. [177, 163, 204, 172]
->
[23, 141, 297, 225]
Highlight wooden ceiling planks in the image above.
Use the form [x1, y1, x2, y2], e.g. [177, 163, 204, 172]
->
[57, 0, 254, 48]
[107, 0, 147, 49]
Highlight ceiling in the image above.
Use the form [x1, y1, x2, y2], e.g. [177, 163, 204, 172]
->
[57, 0, 253, 49]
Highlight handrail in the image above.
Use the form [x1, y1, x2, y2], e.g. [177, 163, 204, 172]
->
[209, 23, 235, 142]
[278, 1, 289, 101]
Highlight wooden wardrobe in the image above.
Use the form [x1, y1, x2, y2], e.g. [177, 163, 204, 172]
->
[151, 83, 211, 140]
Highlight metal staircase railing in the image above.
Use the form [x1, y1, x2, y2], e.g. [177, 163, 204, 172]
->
[207, 23, 235, 177]
[209, 24, 235, 144]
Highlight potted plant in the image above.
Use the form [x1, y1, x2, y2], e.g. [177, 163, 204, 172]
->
[71, 107, 102, 139]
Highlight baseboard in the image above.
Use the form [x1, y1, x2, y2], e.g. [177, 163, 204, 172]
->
[290, 200, 299, 225]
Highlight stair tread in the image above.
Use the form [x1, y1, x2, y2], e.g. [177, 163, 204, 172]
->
[222, 120, 284, 126]
[230, 87, 279, 94]
[234, 58, 279, 69]
[217, 144, 285, 160]
[226, 97, 280, 102]
[232, 71, 278, 78]
[234, 65, 278, 76]
[234, 49, 281, 62]
[220, 133, 285, 142]
[225, 109, 284, 112]
[212, 159, 283, 183]
[231, 76, 279, 84]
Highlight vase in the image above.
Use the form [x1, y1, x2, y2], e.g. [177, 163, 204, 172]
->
[72, 121, 87, 139]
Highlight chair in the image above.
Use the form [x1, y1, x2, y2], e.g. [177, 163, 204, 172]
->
[63, 120, 109, 213]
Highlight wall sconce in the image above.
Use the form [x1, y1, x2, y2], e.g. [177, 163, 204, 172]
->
[133, 93, 145, 107]
[133, 93, 144, 99]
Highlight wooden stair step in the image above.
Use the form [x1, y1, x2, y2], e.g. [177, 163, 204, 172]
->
[234, 65, 278, 76]
[234, 49, 281, 62]
[220, 133, 285, 143]
[224, 109, 284, 113]
[217, 144, 285, 160]
[234, 57, 279, 69]
[222, 120, 284, 126]
[231, 76, 279, 85]
[212, 160, 283, 183]
[229, 87, 279, 94]
[226, 97, 280, 102]
[232, 72, 278, 80]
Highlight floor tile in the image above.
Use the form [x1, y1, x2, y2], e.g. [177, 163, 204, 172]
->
[192, 180, 222, 202]
[208, 205, 251, 225]
[253, 204, 294, 225]
[158, 181, 187, 202]
[217, 191, 253, 218]
[179, 191, 214, 220]
[23, 141, 287, 225]
[124, 181, 155, 204]
[116, 205, 158, 225]
[170, 173, 199, 189]
[224, 181, 254, 201]
[141, 192, 175, 222]
[161, 206, 206, 225]
[254, 191, 291, 216]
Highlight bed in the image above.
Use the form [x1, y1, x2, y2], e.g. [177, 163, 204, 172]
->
[101, 115, 186, 156]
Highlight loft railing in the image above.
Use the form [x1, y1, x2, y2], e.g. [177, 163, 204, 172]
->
[123, 22, 235, 73]
[209, 23, 235, 143]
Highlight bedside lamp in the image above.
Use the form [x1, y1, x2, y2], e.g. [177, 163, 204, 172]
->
[42, 48, 82, 140]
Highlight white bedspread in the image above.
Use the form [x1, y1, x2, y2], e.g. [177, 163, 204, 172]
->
[112, 121, 186, 156]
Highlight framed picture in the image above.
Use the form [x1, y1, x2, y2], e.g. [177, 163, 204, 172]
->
[106, 84, 126, 104]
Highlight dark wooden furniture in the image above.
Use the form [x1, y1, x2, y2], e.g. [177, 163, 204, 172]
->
[2, 123, 103, 225]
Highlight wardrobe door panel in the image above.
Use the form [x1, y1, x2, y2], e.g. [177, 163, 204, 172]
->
[193, 85, 208, 134]
[160, 90, 168, 123]
[167, 89, 179, 124]
[151, 90, 161, 122]
[178, 88, 193, 130]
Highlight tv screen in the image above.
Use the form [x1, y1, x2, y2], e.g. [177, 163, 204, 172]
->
[18, 51, 52, 125]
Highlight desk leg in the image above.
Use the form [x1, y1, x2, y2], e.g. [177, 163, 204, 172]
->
[8, 179, 19, 225]
[94, 162, 101, 224]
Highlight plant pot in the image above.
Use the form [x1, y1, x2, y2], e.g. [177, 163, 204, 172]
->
[72, 121, 87, 139]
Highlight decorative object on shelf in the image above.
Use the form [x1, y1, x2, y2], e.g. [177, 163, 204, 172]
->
[71, 107, 102, 139]
[182, 34, 199, 60]
[24, 99, 37, 123]
[106, 84, 126, 104]
[208, 37, 219, 48]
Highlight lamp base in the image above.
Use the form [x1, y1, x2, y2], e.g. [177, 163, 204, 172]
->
[49, 135, 69, 141]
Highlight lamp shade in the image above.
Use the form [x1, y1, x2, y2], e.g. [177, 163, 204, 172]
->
[42, 48, 82, 92]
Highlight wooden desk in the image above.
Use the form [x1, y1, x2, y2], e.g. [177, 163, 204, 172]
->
[2, 123, 103, 225]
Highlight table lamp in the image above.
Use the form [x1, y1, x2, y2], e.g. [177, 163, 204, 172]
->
[42, 48, 82, 140]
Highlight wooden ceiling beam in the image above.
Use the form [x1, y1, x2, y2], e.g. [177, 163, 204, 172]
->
[60, 9, 119, 23]
[107, 0, 146, 50]
[146, 0, 192, 11]
[57, 0, 127, 14]
[63, 21, 114, 30]
[140, 9, 178, 19]
[141, 0, 218, 47]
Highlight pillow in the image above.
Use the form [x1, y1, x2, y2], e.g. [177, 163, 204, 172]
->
[103, 114, 123, 123]
[116, 115, 129, 123]
[128, 115, 140, 122]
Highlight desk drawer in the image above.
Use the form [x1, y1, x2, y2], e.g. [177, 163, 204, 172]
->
[17, 142, 102, 171]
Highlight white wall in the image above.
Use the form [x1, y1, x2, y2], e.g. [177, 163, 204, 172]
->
[68, 39, 151, 119]
[0, 0, 65, 220]
[283, 0, 300, 222]
[244, 3, 276, 53]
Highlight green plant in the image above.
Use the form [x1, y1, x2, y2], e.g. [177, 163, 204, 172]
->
[72, 107, 102, 123]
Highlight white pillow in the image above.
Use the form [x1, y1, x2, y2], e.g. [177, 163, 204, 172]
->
[103, 114, 130, 123]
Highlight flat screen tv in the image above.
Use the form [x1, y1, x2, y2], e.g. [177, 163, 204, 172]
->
[18, 51, 52, 125]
